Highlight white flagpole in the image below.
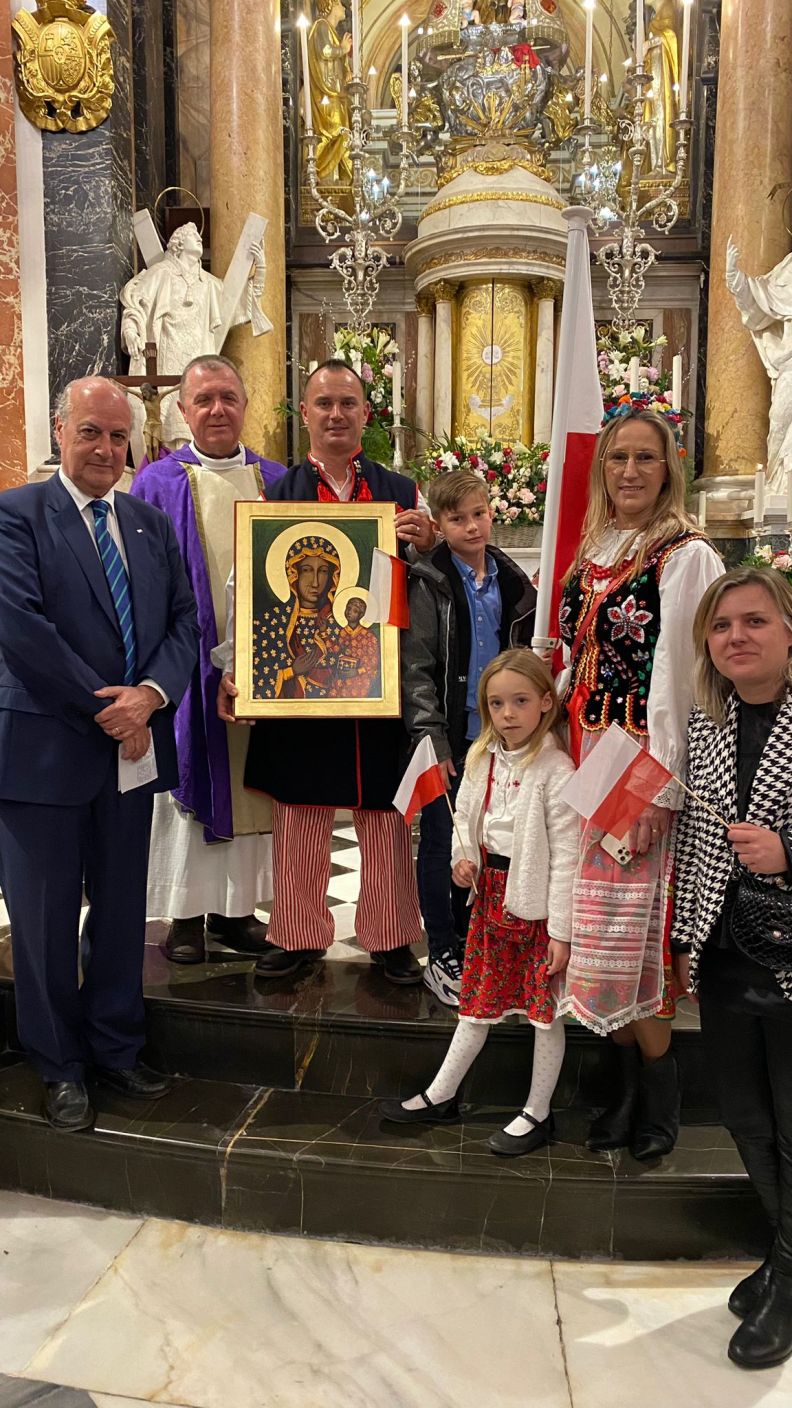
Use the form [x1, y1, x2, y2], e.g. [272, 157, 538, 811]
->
[532, 205, 597, 649]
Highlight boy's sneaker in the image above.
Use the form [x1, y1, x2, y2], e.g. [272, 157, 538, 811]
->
[424, 949, 462, 1007]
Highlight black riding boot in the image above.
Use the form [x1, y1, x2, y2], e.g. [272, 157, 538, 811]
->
[630, 1049, 680, 1161]
[587, 1042, 642, 1152]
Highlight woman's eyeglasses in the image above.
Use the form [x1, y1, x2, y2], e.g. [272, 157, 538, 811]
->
[605, 452, 666, 470]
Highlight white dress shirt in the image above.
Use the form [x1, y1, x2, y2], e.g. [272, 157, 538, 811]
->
[58, 469, 167, 704]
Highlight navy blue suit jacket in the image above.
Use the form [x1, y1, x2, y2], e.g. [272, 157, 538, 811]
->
[0, 474, 200, 805]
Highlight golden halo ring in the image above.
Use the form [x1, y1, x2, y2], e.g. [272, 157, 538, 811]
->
[153, 186, 205, 238]
[332, 585, 374, 627]
[265, 522, 360, 604]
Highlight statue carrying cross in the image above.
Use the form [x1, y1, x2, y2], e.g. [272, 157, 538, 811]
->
[119, 208, 273, 466]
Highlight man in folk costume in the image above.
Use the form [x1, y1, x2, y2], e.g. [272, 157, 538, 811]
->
[218, 360, 435, 984]
[130, 355, 285, 965]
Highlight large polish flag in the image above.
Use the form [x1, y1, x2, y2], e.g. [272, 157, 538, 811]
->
[393, 735, 447, 824]
[533, 206, 604, 651]
[559, 724, 674, 840]
[368, 548, 409, 628]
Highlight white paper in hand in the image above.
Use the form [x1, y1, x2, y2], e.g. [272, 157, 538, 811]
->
[118, 732, 158, 793]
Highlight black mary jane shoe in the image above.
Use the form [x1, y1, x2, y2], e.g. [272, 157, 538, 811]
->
[729, 1258, 773, 1319]
[43, 1080, 94, 1132]
[205, 914, 272, 957]
[378, 1090, 460, 1124]
[728, 1268, 792, 1369]
[164, 916, 206, 966]
[370, 946, 423, 986]
[489, 1111, 555, 1157]
[95, 1063, 173, 1100]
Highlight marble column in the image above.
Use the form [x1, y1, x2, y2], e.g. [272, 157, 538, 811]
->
[39, 0, 135, 436]
[533, 279, 558, 445]
[210, 0, 286, 460]
[0, 10, 26, 488]
[432, 281, 456, 440]
[415, 291, 435, 439]
[703, 0, 792, 477]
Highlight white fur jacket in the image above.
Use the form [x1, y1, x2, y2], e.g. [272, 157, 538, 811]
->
[451, 734, 578, 941]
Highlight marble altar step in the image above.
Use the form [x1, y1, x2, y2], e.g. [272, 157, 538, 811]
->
[0, 1053, 767, 1262]
[0, 927, 716, 1120]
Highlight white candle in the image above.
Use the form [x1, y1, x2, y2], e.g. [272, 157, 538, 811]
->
[583, 1, 595, 123]
[400, 15, 410, 128]
[679, 0, 693, 118]
[754, 464, 765, 531]
[629, 356, 640, 393]
[635, 0, 644, 68]
[367, 65, 377, 109]
[672, 353, 682, 410]
[297, 16, 312, 131]
[351, 0, 361, 79]
[392, 360, 402, 425]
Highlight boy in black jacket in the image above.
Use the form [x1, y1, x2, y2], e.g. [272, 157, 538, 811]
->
[402, 471, 537, 1005]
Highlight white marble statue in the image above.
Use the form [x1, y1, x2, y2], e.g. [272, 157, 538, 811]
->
[727, 235, 792, 494]
[120, 219, 272, 463]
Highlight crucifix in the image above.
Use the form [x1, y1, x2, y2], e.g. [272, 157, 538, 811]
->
[112, 341, 181, 465]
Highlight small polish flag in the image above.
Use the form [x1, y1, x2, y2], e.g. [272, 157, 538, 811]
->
[559, 723, 674, 841]
[368, 548, 409, 628]
[393, 735, 447, 824]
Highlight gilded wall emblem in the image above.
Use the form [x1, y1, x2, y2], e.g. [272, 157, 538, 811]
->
[12, 0, 115, 134]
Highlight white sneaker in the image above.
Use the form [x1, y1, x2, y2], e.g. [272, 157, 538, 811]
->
[423, 950, 462, 1007]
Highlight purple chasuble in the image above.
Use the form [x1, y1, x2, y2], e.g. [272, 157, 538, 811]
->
[130, 443, 285, 842]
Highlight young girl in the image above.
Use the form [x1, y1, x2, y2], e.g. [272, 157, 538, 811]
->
[380, 648, 578, 1155]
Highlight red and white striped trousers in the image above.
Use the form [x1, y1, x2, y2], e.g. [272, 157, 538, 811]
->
[267, 801, 422, 952]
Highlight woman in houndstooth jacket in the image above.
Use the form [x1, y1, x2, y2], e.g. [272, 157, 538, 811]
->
[672, 566, 792, 1372]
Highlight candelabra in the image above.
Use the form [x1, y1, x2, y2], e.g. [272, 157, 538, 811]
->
[297, 14, 416, 334]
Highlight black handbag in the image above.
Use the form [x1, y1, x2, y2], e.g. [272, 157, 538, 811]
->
[729, 865, 792, 971]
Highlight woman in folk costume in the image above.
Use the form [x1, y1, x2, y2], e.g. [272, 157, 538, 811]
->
[557, 405, 723, 1159]
[673, 569, 792, 1370]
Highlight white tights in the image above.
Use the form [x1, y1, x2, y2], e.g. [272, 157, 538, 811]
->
[402, 1015, 566, 1132]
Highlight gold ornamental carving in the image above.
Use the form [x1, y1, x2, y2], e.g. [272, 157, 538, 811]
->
[533, 278, 561, 301]
[422, 189, 565, 220]
[416, 248, 566, 277]
[455, 281, 529, 444]
[11, 0, 115, 133]
[432, 280, 459, 303]
[415, 291, 435, 317]
[437, 149, 551, 190]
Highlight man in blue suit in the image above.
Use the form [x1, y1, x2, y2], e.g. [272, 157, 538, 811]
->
[0, 377, 199, 1131]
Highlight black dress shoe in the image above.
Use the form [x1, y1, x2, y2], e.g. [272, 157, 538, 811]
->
[43, 1081, 94, 1132]
[630, 1050, 680, 1161]
[728, 1268, 792, 1369]
[489, 1111, 555, 1156]
[370, 946, 423, 986]
[378, 1090, 460, 1123]
[164, 916, 205, 965]
[254, 945, 325, 978]
[587, 1043, 641, 1152]
[95, 1063, 172, 1100]
[205, 914, 272, 956]
[730, 1258, 773, 1319]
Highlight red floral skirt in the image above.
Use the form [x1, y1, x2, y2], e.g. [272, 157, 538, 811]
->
[458, 862, 556, 1026]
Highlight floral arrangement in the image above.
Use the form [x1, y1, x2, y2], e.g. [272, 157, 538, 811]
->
[412, 434, 551, 526]
[597, 324, 687, 450]
[742, 543, 792, 584]
[331, 326, 399, 465]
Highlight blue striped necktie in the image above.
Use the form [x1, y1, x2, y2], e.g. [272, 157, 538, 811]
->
[90, 499, 137, 685]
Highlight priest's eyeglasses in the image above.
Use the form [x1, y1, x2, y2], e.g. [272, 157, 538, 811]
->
[605, 451, 667, 470]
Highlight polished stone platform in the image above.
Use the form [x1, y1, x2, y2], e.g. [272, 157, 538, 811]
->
[0, 928, 769, 1260]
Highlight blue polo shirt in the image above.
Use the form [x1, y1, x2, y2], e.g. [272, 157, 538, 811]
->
[451, 551, 502, 740]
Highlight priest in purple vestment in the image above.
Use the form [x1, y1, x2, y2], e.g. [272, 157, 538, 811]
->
[130, 354, 285, 964]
